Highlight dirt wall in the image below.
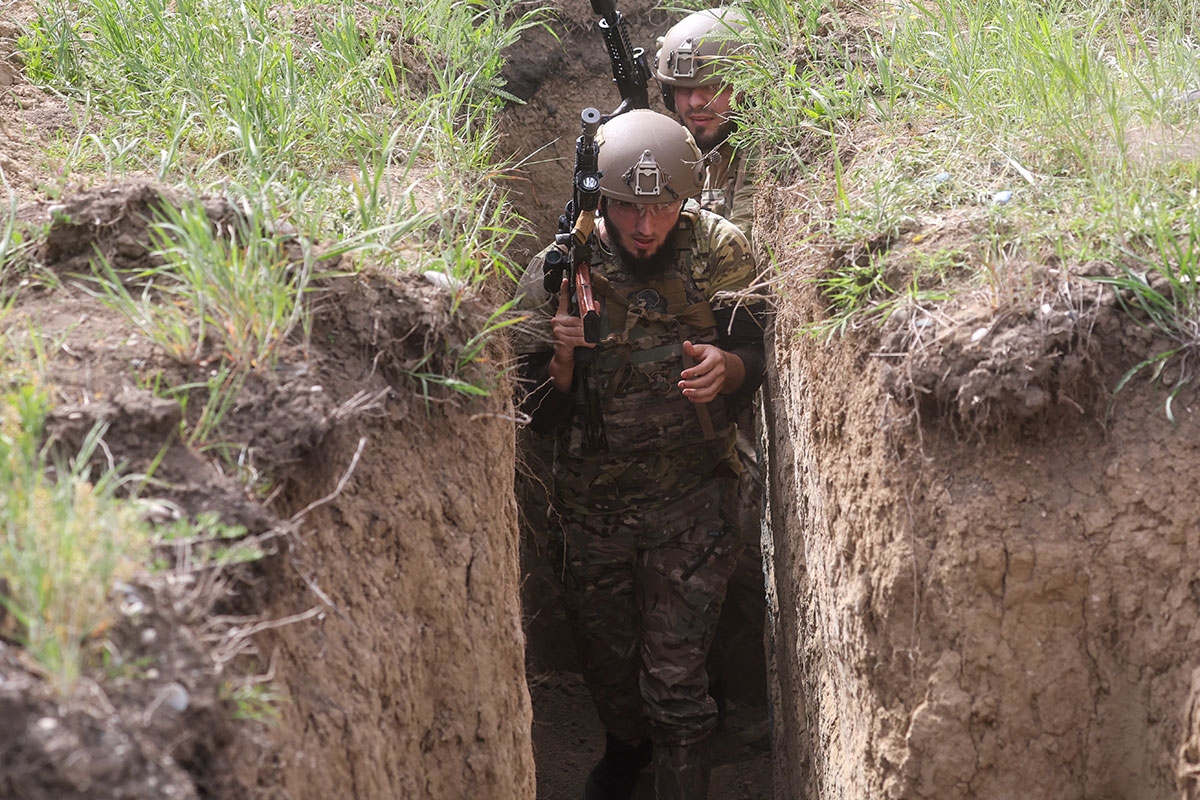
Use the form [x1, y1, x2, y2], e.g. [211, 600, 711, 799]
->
[764, 191, 1200, 798]
[248, 277, 535, 800]
[0, 177, 536, 799]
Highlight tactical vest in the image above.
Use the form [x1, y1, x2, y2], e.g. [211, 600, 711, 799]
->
[554, 208, 737, 512]
[699, 144, 748, 224]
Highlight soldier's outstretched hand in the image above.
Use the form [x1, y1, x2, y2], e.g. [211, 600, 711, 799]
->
[678, 340, 728, 404]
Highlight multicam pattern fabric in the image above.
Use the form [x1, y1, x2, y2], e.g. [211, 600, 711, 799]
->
[557, 477, 741, 747]
[698, 143, 757, 244]
[513, 203, 756, 517]
[512, 203, 758, 757]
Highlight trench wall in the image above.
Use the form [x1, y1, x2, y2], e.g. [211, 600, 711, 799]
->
[765, 287, 1200, 799]
[249, 282, 535, 800]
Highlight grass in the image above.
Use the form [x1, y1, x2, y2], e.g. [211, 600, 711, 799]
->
[84, 199, 323, 370]
[0, 175, 40, 286]
[1091, 198, 1200, 421]
[18, 0, 541, 212]
[0, 381, 150, 695]
[717, 0, 1200, 396]
[18, 0, 542, 296]
[16, 0, 542, 435]
[4, 0, 548, 694]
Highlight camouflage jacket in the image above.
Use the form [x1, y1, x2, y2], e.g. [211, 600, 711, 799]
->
[700, 143, 756, 246]
[513, 203, 764, 514]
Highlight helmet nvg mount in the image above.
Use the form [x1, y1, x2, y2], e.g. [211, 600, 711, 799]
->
[654, 7, 749, 109]
[595, 110, 705, 204]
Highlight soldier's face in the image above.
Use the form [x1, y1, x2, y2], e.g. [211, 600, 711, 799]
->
[674, 84, 736, 152]
[602, 198, 683, 273]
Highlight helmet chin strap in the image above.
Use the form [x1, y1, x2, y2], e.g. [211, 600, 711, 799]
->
[661, 84, 676, 113]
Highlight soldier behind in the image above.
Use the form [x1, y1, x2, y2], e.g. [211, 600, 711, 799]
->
[513, 110, 766, 800]
[658, 5, 769, 725]
[655, 7, 756, 243]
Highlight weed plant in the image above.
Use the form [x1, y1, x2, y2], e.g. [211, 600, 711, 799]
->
[720, 0, 1200, 364]
[0, 382, 150, 695]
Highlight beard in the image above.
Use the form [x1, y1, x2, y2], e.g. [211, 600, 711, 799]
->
[690, 118, 737, 154]
[602, 212, 678, 281]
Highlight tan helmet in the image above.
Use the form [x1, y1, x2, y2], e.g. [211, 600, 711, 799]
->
[654, 7, 749, 108]
[596, 109, 705, 204]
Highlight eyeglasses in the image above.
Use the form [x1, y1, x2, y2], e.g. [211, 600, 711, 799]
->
[606, 199, 683, 219]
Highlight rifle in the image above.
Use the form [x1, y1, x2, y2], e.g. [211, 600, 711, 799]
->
[537, 1, 648, 354]
[542, 107, 604, 364]
[589, 0, 651, 118]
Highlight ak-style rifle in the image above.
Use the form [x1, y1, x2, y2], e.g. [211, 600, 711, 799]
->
[542, 107, 603, 362]
[542, 0, 652, 345]
[539, 1, 650, 360]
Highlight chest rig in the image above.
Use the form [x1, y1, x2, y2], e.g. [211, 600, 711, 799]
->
[564, 210, 732, 460]
[699, 145, 747, 223]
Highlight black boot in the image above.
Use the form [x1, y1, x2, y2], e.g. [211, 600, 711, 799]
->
[582, 732, 653, 800]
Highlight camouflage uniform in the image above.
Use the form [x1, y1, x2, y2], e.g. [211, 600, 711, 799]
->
[513, 203, 764, 764]
[699, 142, 757, 248]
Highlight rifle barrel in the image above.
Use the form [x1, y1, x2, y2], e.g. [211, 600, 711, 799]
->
[589, 0, 617, 20]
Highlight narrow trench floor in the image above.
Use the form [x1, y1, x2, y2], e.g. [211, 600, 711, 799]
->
[530, 669, 773, 798]
[521, 483, 774, 797]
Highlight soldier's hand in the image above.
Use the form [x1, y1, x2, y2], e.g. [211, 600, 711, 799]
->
[549, 277, 594, 391]
[679, 340, 743, 403]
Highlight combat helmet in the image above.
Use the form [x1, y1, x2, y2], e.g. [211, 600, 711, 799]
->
[596, 109, 705, 204]
[654, 7, 749, 111]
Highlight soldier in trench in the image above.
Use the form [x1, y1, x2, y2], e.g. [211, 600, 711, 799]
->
[655, 5, 769, 718]
[655, 6, 758, 246]
[512, 110, 766, 799]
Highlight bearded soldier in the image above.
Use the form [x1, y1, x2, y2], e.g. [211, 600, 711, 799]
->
[655, 7, 756, 244]
[513, 110, 766, 800]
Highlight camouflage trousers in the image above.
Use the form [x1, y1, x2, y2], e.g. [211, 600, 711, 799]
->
[557, 476, 742, 748]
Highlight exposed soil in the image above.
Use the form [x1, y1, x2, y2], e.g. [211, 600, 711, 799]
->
[759, 128, 1200, 798]
[0, 177, 534, 799]
[5, 2, 1200, 800]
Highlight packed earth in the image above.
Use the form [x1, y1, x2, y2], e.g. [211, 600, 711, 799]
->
[3, 1, 1200, 799]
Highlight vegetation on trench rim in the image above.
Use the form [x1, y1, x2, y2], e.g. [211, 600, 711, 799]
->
[716, 0, 1200, 408]
[11, 0, 543, 382]
[2, 0, 1197, 711]
[0, 370, 262, 696]
[0, 380, 149, 696]
[0, 0, 546, 695]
